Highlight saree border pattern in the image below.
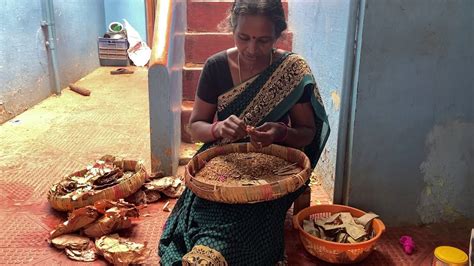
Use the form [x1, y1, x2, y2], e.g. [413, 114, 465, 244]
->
[182, 245, 228, 266]
[217, 53, 323, 127]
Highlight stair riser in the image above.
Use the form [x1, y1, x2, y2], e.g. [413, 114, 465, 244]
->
[188, 1, 231, 32]
[188, 0, 288, 32]
[183, 68, 200, 101]
[186, 32, 293, 64]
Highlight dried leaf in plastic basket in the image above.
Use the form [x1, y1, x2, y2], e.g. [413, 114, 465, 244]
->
[356, 212, 379, 230]
[303, 220, 320, 238]
[96, 234, 150, 265]
[304, 211, 378, 243]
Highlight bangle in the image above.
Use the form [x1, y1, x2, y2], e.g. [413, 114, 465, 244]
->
[211, 121, 219, 140]
[276, 122, 288, 143]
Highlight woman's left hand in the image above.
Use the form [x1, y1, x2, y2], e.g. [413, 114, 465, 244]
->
[247, 122, 287, 148]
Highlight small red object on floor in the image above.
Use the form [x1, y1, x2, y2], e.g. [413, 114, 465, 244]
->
[400, 235, 416, 255]
[69, 84, 91, 96]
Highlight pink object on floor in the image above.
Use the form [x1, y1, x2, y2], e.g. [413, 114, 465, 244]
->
[400, 235, 416, 255]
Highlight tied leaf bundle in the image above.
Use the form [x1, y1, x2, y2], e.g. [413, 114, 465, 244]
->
[48, 199, 148, 263]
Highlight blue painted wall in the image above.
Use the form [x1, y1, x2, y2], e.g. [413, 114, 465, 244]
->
[55, 0, 106, 90]
[0, 0, 105, 123]
[104, 0, 147, 41]
[289, 0, 355, 197]
[0, 0, 49, 122]
[348, 0, 473, 225]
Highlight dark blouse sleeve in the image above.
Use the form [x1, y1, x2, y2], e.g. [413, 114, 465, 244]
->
[196, 58, 218, 104]
[297, 83, 313, 103]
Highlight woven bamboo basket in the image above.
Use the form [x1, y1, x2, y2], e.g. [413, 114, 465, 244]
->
[185, 143, 311, 204]
[48, 159, 147, 212]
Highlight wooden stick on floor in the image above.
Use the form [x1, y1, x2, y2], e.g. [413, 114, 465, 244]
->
[69, 84, 91, 96]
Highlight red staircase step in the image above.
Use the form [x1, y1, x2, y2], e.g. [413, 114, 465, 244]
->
[183, 65, 201, 101]
[185, 32, 293, 65]
[187, 0, 288, 32]
[187, 1, 231, 32]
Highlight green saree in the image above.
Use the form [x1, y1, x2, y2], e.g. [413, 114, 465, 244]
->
[158, 52, 330, 265]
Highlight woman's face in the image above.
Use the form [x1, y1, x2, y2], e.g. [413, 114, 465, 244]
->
[233, 15, 277, 64]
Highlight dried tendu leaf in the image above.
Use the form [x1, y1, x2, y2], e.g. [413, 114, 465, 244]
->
[96, 234, 150, 265]
[303, 212, 379, 243]
[50, 206, 100, 239]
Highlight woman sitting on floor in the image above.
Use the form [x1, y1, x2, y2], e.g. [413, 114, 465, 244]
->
[159, 0, 330, 264]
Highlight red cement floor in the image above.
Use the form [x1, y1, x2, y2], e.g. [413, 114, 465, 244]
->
[0, 67, 471, 265]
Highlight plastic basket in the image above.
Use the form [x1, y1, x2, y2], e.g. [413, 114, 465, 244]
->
[99, 48, 128, 56]
[185, 143, 311, 204]
[293, 204, 386, 264]
[99, 56, 129, 66]
[98, 37, 128, 50]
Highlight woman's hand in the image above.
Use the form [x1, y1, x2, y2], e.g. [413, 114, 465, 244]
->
[215, 115, 247, 141]
[247, 122, 287, 148]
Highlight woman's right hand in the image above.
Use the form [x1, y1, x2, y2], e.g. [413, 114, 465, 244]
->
[215, 115, 247, 141]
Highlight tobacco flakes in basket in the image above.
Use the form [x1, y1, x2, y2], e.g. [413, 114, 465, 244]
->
[273, 162, 299, 176]
[195, 152, 301, 183]
[303, 212, 379, 243]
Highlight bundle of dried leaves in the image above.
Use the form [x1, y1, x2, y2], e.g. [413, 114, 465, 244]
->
[96, 234, 150, 265]
[83, 206, 136, 238]
[49, 199, 148, 263]
[303, 212, 379, 243]
[51, 235, 97, 262]
[125, 175, 184, 205]
[94, 199, 139, 217]
[50, 206, 100, 239]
